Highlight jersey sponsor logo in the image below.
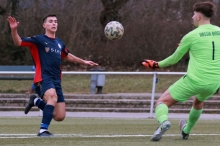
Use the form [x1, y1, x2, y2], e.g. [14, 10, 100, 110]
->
[51, 48, 60, 53]
[45, 47, 61, 54]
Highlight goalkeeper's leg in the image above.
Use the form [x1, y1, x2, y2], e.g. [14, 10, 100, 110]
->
[150, 90, 177, 141]
[182, 97, 203, 136]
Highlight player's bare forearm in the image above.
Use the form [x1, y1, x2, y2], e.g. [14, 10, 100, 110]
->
[11, 29, 22, 46]
[66, 53, 86, 64]
[66, 53, 98, 66]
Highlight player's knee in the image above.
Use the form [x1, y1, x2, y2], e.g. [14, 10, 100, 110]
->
[43, 89, 58, 104]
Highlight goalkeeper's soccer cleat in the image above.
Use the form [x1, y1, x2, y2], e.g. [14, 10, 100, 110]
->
[179, 119, 189, 140]
[37, 130, 54, 137]
[24, 94, 36, 114]
[150, 120, 171, 141]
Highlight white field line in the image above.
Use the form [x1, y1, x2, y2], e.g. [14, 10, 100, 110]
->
[0, 133, 220, 138]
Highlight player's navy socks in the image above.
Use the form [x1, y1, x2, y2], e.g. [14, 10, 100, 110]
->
[34, 98, 46, 110]
[40, 104, 54, 131]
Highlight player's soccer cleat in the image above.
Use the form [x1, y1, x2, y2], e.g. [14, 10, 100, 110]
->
[37, 130, 54, 137]
[150, 120, 171, 141]
[179, 119, 189, 140]
[24, 94, 36, 114]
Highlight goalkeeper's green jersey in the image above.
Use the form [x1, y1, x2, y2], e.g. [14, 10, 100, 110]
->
[159, 24, 220, 85]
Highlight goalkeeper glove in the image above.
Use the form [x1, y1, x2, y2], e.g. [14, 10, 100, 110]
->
[142, 59, 159, 69]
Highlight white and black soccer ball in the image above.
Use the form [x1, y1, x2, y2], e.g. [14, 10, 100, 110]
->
[104, 21, 124, 41]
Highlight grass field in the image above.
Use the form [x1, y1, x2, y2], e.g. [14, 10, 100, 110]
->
[0, 74, 183, 94]
[1, 74, 219, 146]
[0, 117, 220, 146]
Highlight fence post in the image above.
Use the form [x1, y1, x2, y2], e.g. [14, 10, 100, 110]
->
[149, 72, 157, 118]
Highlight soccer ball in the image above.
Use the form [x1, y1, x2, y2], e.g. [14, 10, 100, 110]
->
[104, 21, 124, 40]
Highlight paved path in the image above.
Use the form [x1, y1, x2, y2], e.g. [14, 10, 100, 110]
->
[0, 111, 219, 120]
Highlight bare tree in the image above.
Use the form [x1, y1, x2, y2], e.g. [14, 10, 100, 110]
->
[0, 5, 6, 15]
[0, 0, 220, 69]
[99, 0, 129, 28]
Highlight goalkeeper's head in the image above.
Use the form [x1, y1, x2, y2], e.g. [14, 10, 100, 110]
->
[192, 1, 216, 27]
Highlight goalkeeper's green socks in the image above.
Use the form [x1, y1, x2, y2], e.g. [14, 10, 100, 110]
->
[183, 107, 203, 134]
[155, 103, 169, 124]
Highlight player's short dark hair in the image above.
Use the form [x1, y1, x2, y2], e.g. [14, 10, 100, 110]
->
[42, 14, 57, 23]
[193, 1, 216, 18]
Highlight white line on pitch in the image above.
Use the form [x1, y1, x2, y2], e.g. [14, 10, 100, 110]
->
[0, 133, 220, 138]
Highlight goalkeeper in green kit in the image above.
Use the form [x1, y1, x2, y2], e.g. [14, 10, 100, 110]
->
[142, 1, 220, 141]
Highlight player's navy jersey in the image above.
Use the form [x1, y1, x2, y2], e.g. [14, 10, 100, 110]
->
[20, 34, 69, 83]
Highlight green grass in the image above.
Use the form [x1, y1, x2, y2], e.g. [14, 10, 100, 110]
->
[0, 74, 182, 94]
[0, 117, 219, 146]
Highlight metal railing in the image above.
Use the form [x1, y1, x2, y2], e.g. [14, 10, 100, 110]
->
[0, 71, 186, 117]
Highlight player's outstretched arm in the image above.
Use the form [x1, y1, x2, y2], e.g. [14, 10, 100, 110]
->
[7, 16, 22, 46]
[66, 53, 99, 66]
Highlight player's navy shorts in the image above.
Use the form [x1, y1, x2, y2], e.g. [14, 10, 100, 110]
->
[34, 78, 65, 103]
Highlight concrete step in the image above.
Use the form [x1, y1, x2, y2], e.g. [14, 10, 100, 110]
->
[0, 93, 161, 99]
[0, 93, 220, 100]
[0, 98, 220, 109]
[0, 106, 219, 114]
[0, 94, 220, 114]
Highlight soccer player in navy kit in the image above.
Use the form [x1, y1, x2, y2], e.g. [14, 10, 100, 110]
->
[7, 14, 98, 137]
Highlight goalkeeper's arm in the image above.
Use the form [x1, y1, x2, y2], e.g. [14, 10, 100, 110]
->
[142, 50, 185, 69]
[158, 50, 185, 68]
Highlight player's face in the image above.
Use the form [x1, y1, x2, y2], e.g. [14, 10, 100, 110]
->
[43, 17, 58, 33]
[192, 11, 200, 27]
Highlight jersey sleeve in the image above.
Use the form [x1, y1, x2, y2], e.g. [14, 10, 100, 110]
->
[20, 37, 38, 47]
[61, 45, 70, 59]
[158, 33, 192, 67]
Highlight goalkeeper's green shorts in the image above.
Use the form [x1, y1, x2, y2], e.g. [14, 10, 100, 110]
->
[168, 75, 219, 102]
